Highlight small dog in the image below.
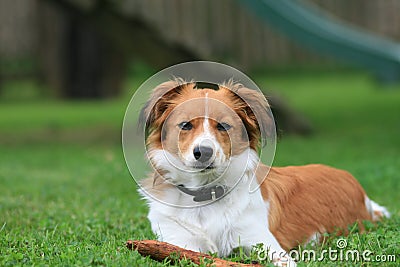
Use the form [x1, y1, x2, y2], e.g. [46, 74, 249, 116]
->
[138, 79, 389, 266]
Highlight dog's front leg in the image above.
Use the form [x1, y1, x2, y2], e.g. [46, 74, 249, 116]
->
[148, 212, 218, 254]
[237, 228, 296, 267]
[233, 205, 297, 267]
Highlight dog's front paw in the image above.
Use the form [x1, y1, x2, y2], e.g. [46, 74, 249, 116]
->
[167, 236, 218, 255]
[185, 238, 218, 254]
[274, 257, 296, 267]
[270, 252, 297, 267]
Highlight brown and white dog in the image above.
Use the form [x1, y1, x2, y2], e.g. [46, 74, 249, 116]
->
[138, 79, 389, 266]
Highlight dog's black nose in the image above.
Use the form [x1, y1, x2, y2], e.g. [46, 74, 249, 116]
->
[193, 146, 213, 162]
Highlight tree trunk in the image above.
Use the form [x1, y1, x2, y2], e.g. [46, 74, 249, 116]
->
[37, 0, 125, 99]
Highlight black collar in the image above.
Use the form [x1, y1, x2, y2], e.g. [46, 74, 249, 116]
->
[176, 184, 228, 202]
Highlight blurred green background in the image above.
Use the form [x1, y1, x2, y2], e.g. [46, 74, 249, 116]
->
[0, 0, 399, 266]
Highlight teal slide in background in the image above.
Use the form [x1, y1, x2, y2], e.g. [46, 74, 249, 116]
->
[238, 0, 400, 82]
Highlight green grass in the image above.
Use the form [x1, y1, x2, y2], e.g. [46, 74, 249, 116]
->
[0, 70, 399, 266]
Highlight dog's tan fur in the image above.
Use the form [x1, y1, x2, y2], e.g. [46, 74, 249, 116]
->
[257, 163, 372, 250]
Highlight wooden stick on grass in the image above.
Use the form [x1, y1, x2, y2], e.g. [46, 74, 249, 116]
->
[126, 240, 263, 267]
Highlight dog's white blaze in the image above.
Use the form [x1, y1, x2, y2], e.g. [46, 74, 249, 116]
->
[194, 92, 226, 164]
[182, 93, 226, 165]
[203, 92, 210, 134]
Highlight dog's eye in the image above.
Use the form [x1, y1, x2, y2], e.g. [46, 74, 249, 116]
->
[178, 121, 193, 130]
[217, 122, 232, 131]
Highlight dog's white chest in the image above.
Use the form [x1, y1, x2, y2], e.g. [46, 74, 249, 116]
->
[148, 184, 270, 256]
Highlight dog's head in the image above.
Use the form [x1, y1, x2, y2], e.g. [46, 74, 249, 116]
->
[140, 79, 272, 187]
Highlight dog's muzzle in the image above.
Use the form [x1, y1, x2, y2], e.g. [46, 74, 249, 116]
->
[192, 145, 215, 169]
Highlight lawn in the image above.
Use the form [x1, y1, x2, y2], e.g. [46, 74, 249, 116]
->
[0, 70, 399, 266]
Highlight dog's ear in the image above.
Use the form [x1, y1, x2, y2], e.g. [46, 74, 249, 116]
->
[139, 80, 184, 135]
[233, 87, 274, 149]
